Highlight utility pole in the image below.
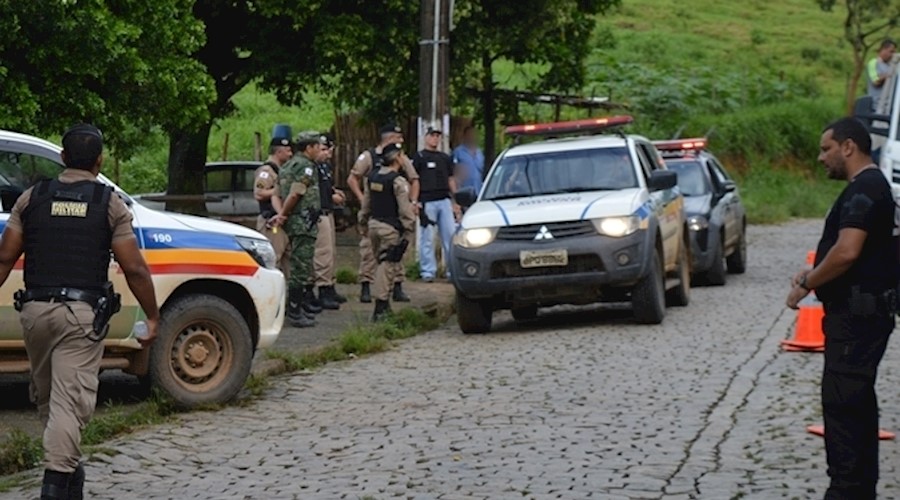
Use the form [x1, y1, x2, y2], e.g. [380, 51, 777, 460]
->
[417, 0, 451, 152]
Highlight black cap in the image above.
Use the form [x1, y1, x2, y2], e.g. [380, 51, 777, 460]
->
[426, 126, 442, 135]
[270, 137, 291, 148]
[61, 124, 103, 169]
[324, 133, 335, 148]
[63, 123, 103, 142]
[381, 142, 403, 158]
[379, 123, 403, 135]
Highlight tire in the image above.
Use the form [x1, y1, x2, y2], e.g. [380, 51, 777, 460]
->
[666, 242, 691, 307]
[726, 226, 748, 274]
[456, 290, 492, 334]
[149, 294, 253, 409]
[633, 250, 666, 324]
[705, 240, 726, 286]
[511, 306, 538, 322]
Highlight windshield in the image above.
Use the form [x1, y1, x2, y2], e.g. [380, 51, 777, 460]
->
[483, 146, 637, 200]
[666, 160, 710, 196]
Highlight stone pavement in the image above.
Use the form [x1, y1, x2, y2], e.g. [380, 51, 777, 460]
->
[2, 219, 899, 499]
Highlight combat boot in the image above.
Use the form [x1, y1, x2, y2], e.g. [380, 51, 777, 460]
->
[360, 282, 372, 303]
[392, 282, 411, 302]
[329, 285, 348, 304]
[68, 464, 84, 500]
[41, 469, 70, 500]
[317, 286, 340, 310]
[372, 299, 392, 322]
[287, 288, 316, 328]
[302, 286, 323, 314]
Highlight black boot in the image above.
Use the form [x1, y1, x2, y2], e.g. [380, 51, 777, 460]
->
[302, 286, 323, 314]
[360, 282, 372, 303]
[288, 288, 316, 328]
[41, 469, 70, 500]
[372, 299, 392, 322]
[68, 464, 84, 500]
[392, 282, 410, 302]
[317, 286, 340, 310]
[329, 285, 348, 304]
[306, 285, 323, 309]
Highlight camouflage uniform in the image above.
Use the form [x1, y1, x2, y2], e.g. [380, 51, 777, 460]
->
[279, 153, 320, 289]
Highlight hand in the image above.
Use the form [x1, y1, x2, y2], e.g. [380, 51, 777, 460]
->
[412, 202, 420, 217]
[332, 193, 345, 205]
[138, 317, 159, 347]
[791, 270, 810, 288]
[268, 214, 287, 228]
[452, 202, 461, 221]
[785, 286, 810, 310]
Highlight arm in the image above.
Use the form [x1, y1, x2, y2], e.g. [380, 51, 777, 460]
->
[253, 186, 278, 202]
[112, 237, 160, 346]
[348, 173, 363, 202]
[397, 179, 416, 235]
[869, 58, 888, 87]
[0, 227, 24, 288]
[357, 184, 371, 235]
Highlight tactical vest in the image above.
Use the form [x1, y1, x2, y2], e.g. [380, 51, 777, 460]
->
[258, 161, 279, 215]
[414, 150, 450, 198]
[317, 162, 334, 211]
[22, 179, 113, 291]
[368, 170, 401, 230]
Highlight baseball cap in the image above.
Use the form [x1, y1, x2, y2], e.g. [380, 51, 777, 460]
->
[426, 126, 442, 135]
[270, 137, 291, 148]
[295, 130, 328, 146]
[381, 142, 403, 157]
[379, 123, 403, 135]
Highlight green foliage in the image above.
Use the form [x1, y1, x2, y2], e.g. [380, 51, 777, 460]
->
[0, 429, 41, 476]
[739, 163, 844, 223]
[405, 261, 421, 280]
[81, 390, 177, 446]
[335, 267, 359, 285]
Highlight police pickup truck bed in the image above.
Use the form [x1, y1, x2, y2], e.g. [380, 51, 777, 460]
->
[450, 116, 691, 333]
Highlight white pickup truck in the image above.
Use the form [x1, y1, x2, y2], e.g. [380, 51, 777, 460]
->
[855, 60, 900, 196]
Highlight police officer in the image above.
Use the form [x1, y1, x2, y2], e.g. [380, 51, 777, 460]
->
[312, 135, 347, 309]
[0, 124, 160, 500]
[271, 131, 328, 328]
[254, 136, 293, 280]
[347, 123, 420, 303]
[786, 117, 899, 499]
[358, 142, 416, 321]
[412, 125, 459, 282]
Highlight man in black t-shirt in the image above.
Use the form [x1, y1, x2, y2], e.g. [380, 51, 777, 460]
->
[786, 117, 899, 499]
[412, 126, 459, 281]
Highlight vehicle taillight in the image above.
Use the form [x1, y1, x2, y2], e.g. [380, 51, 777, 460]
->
[652, 138, 708, 152]
[505, 115, 634, 136]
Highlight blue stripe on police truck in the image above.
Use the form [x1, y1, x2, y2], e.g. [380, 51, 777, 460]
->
[491, 201, 511, 226]
[135, 228, 242, 251]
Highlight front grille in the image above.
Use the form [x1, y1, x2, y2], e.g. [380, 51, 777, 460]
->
[490, 254, 603, 279]
[495, 220, 595, 241]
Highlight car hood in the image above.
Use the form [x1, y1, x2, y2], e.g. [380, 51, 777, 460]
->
[132, 203, 264, 240]
[462, 189, 645, 228]
[683, 194, 712, 217]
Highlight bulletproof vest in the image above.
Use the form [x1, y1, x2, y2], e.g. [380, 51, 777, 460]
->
[369, 148, 384, 172]
[257, 161, 279, 215]
[414, 151, 449, 195]
[368, 170, 401, 229]
[22, 179, 113, 291]
[317, 162, 334, 210]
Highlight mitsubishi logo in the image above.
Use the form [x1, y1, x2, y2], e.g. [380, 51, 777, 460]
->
[534, 225, 554, 240]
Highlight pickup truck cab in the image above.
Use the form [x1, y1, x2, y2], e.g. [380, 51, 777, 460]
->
[450, 116, 691, 333]
[0, 130, 285, 408]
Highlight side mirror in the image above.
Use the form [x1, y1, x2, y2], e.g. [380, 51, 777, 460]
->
[454, 188, 477, 208]
[722, 180, 737, 193]
[648, 170, 677, 192]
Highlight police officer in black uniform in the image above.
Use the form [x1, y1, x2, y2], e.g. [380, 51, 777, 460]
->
[311, 134, 347, 309]
[786, 117, 899, 499]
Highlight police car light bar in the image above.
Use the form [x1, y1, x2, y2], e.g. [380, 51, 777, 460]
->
[505, 115, 634, 136]
[652, 138, 708, 151]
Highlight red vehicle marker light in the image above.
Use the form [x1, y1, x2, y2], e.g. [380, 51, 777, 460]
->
[652, 138, 708, 152]
[505, 115, 634, 136]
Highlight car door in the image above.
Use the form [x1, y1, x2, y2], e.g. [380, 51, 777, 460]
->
[203, 166, 234, 215]
[0, 142, 139, 341]
[232, 164, 260, 216]
[635, 142, 679, 268]
[707, 158, 739, 249]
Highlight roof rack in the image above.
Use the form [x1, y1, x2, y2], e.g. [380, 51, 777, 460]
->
[505, 115, 634, 138]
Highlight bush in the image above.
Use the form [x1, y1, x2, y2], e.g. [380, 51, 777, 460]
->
[0, 429, 42, 476]
[335, 267, 358, 285]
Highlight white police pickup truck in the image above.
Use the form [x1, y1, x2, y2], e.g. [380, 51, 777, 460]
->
[0, 130, 285, 408]
[450, 116, 691, 333]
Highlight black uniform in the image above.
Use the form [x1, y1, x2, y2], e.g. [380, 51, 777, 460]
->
[814, 167, 898, 499]
[369, 169, 402, 232]
[411, 149, 454, 202]
[317, 162, 335, 212]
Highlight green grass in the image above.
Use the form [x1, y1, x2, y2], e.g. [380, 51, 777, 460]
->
[335, 266, 358, 285]
[740, 162, 844, 224]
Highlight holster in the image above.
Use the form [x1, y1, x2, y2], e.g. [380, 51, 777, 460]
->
[419, 211, 434, 228]
[89, 283, 121, 342]
[381, 239, 409, 263]
[304, 209, 321, 231]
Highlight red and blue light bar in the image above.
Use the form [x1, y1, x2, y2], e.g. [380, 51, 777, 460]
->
[505, 115, 634, 136]
[652, 137, 708, 152]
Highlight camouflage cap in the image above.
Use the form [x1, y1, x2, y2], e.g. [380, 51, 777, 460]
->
[295, 130, 328, 146]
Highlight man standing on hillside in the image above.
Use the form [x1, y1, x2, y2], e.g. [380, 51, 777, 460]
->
[867, 39, 896, 110]
[786, 117, 899, 499]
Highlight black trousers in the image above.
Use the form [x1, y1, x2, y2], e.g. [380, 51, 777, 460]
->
[820, 311, 893, 500]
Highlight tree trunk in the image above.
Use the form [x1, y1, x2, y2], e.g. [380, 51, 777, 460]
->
[166, 122, 212, 215]
[846, 62, 864, 116]
[481, 52, 496, 172]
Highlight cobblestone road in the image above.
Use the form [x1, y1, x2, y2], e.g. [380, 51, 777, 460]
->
[3, 220, 899, 499]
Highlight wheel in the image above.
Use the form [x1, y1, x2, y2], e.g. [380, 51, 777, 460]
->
[149, 294, 253, 408]
[456, 289, 493, 334]
[726, 226, 747, 274]
[511, 306, 538, 322]
[666, 242, 690, 307]
[705, 239, 726, 286]
[633, 250, 666, 324]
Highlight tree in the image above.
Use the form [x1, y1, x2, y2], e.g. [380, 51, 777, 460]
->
[0, 0, 213, 159]
[165, 0, 419, 213]
[450, 0, 621, 161]
[818, 0, 900, 115]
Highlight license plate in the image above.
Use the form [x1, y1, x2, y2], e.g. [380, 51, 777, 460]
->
[519, 249, 568, 268]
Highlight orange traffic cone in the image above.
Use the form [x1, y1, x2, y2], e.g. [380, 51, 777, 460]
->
[782, 251, 825, 352]
[806, 424, 896, 440]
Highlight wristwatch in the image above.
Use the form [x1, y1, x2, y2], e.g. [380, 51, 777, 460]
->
[798, 274, 810, 291]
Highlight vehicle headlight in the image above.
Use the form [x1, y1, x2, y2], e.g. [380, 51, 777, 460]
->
[236, 236, 277, 269]
[591, 216, 640, 237]
[453, 227, 498, 248]
[687, 215, 709, 232]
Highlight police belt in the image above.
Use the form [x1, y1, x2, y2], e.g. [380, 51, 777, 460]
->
[823, 288, 897, 317]
[18, 287, 105, 307]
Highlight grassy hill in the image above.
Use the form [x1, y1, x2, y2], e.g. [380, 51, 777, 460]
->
[117, 0, 877, 222]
